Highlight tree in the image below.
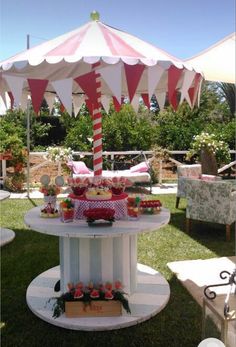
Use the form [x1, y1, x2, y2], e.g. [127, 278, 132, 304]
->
[216, 82, 235, 118]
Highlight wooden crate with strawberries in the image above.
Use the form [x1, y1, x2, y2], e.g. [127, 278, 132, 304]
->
[65, 300, 122, 317]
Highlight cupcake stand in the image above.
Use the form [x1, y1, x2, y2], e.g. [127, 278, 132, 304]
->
[24, 197, 170, 331]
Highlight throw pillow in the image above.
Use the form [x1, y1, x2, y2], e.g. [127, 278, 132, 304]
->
[130, 161, 149, 173]
[67, 161, 91, 174]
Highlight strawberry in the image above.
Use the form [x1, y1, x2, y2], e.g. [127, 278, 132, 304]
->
[90, 289, 100, 299]
[75, 282, 84, 289]
[74, 288, 84, 299]
[105, 290, 114, 300]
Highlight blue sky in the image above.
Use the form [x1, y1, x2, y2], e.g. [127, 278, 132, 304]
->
[0, 0, 235, 61]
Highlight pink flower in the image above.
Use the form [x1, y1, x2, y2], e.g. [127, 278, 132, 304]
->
[105, 290, 114, 300]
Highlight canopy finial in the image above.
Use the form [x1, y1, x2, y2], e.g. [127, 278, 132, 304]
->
[90, 11, 100, 21]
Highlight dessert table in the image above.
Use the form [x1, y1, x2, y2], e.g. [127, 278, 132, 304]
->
[0, 190, 10, 201]
[25, 206, 170, 330]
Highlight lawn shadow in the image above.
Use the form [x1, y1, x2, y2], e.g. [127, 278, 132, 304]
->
[169, 207, 235, 257]
[27, 197, 38, 207]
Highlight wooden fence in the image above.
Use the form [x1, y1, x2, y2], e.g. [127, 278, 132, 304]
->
[1, 150, 235, 187]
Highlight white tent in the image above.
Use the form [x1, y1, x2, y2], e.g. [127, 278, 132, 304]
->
[185, 32, 236, 84]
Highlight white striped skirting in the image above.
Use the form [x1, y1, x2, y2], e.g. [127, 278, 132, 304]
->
[59, 234, 137, 294]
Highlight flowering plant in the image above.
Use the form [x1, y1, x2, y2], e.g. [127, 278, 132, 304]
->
[51, 280, 131, 318]
[40, 184, 61, 196]
[46, 146, 73, 163]
[186, 132, 230, 165]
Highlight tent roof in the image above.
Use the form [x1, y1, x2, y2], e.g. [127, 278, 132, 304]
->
[0, 19, 187, 70]
[0, 15, 203, 113]
[185, 32, 235, 84]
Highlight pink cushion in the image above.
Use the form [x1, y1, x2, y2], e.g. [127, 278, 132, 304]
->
[201, 174, 217, 181]
[67, 161, 90, 174]
[130, 161, 149, 173]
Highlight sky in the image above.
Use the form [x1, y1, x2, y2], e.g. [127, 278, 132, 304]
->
[0, 0, 235, 61]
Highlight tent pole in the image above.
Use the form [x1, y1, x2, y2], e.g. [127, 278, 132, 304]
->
[26, 99, 30, 197]
[92, 62, 103, 176]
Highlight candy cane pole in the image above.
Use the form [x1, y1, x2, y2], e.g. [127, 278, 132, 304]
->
[92, 62, 102, 176]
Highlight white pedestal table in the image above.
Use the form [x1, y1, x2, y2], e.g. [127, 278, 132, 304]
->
[0, 190, 15, 247]
[25, 206, 170, 330]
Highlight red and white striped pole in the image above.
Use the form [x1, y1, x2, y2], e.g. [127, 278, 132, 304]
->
[92, 62, 103, 176]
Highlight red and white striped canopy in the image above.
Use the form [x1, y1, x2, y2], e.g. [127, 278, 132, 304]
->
[1, 19, 184, 68]
[0, 13, 202, 113]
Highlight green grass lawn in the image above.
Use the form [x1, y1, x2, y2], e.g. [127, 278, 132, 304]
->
[0, 196, 235, 347]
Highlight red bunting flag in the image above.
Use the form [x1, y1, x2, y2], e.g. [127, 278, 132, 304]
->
[112, 96, 121, 112]
[8, 91, 14, 109]
[170, 90, 178, 111]
[27, 79, 48, 114]
[141, 93, 150, 108]
[188, 73, 201, 107]
[74, 71, 99, 108]
[60, 103, 65, 113]
[168, 66, 183, 110]
[85, 98, 93, 114]
[188, 87, 195, 106]
[124, 64, 145, 102]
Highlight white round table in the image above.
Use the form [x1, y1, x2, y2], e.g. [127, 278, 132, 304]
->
[0, 190, 10, 201]
[0, 190, 15, 247]
[25, 206, 171, 330]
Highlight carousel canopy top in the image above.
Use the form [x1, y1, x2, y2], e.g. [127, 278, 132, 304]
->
[1, 11, 189, 70]
[0, 11, 203, 114]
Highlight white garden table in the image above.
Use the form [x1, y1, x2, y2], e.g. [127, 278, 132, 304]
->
[0, 190, 15, 247]
[25, 206, 170, 330]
